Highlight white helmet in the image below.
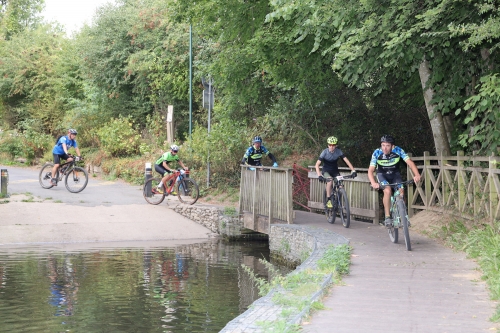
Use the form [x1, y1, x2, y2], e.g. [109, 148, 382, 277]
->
[170, 145, 180, 152]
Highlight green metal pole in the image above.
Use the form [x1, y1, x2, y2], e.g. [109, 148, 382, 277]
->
[189, 25, 193, 139]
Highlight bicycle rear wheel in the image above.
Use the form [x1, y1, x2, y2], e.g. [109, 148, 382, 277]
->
[143, 178, 165, 205]
[323, 189, 335, 224]
[338, 188, 350, 228]
[65, 167, 89, 193]
[177, 178, 199, 205]
[397, 199, 411, 251]
[388, 204, 399, 243]
[39, 163, 57, 189]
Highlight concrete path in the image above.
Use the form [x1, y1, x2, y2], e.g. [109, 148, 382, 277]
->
[0, 165, 214, 245]
[294, 210, 499, 333]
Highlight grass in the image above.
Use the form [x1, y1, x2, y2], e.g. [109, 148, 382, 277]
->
[426, 218, 500, 322]
[242, 244, 352, 331]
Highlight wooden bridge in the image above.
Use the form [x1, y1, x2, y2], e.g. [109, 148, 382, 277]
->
[239, 151, 500, 234]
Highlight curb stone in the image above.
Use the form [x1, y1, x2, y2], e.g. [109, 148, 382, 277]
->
[219, 224, 349, 333]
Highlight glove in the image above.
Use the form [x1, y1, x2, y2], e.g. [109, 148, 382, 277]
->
[351, 170, 357, 178]
[318, 175, 326, 183]
[75, 156, 81, 162]
[273, 162, 278, 167]
[249, 167, 256, 171]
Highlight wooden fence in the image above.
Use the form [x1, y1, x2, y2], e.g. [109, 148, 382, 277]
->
[409, 151, 500, 222]
[308, 167, 381, 224]
[239, 166, 294, 234]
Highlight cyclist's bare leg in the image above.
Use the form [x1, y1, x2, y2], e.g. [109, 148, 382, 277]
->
[160, 173, 174, 189]
[51, 164, 60, 179]
[325, 180, 333, 198]
[382, 187, 392, 217]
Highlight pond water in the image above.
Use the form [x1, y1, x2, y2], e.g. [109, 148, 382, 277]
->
[0, 240, 289, 333]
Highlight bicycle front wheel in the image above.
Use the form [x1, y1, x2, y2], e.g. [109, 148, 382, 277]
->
[39, 163, 57, 189]
[397, 199, 411, 251]
[65, 167, 89, 193]
[323, 189, 335, 224]
[177, 178, 199, 205]
[143, 178, 165, 205]
[338, 188, 350, 228]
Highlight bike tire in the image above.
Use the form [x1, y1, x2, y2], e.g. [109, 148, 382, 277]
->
[65, 166, 89, 193]
[323, 189, 335, 224]
[338, 187, 350, 228]
[177, 178, 199, 205]
[397, 199, 411, 251]
[39, 163, 57, 189]
[143, 178, 165, 205]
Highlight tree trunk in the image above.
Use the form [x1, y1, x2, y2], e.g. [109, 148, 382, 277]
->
[418, 58, 452, 156]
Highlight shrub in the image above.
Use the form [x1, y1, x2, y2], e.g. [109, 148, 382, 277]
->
[96, 116, 141, 157]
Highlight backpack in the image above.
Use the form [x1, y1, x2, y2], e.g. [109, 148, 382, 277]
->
[55, 135, 65, 145]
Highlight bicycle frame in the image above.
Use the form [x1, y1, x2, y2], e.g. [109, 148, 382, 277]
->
[161, 169, 189, 195]
[323, 174, 354, 227]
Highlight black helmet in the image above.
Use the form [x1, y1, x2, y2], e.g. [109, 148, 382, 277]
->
[69, 129, 78, 135]
[381, 134, 395, 144]
[252, 136, 262, 143]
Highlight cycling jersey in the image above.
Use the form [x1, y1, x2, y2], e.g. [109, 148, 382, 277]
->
[242, 145, 276, 166]
[370, 146, 409, 174]
[52, 136, 78, 155]
[155, 151, 179, 165]
[318, 148, 345, 176]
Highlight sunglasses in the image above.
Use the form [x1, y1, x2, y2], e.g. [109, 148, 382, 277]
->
[328, 144, 336, 147]
[172, 150, 178, 153]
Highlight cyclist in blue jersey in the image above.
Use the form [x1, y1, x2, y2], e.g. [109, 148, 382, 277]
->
[51, 129, 81, 186]
[241, 136, 278, 170]
[368, 135, 421, 227]
[153, 144, 188, 195]
[315, 136, 357, 208]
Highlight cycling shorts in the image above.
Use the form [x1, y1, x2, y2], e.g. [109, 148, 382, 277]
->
[53, 153, 71, 165]
[322, 171, 340, 181]
[376, 172, 404, 190]
[155, 164, 173, 177]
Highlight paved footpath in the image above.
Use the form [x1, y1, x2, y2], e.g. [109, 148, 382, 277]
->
[294, 211, 499, 333]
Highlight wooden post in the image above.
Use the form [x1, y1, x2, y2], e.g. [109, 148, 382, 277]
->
[238, 167, 244, 216]
[252, 168, 257, 228]
[423, 151, 431, 209]
[166, 105, 174, 144]
[287, 169, 293, 224]
[440, 152, 447, 207]
[268, 168, 273, 226]
[457, 151, 465, 213]
[408, 153, 415, 218]
[489, 153, 499, 224]
[473, 150, 479, 216]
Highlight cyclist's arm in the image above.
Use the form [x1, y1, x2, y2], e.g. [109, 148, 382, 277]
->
[405, 159, 421, 183]
[342, 157, 356, 172]
[62, 143, 69, 155]
[178, 160, 188, 170]
[367, 165, 379, 189]
[315, 159, 322, 177]
[267, 152, 277, 164]
[162, 161, 173, 172]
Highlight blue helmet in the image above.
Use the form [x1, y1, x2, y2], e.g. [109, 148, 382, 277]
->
[252, 136, 262, 143]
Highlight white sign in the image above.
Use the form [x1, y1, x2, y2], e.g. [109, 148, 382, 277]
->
[167, 105, 173, 122]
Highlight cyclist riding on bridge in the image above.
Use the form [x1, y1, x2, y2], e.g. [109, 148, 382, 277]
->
[315, 136, 357, 208]
[368, 135, 421, 228]
[241, 135, 278, 170]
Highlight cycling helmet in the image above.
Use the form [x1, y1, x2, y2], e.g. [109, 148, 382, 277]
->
[68, 128, 78, 135]
[170, 144, 180, 152]
[253, 136, 263, 143]
[327, 136, 338, 145]
[380, 134, 395, 144]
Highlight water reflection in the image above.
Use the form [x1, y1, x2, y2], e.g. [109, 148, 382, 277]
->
[0, 240, 289, 333]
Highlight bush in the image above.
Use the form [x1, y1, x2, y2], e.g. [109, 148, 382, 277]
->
[96, 116, 141, 157]
[0, 131, 24, 159]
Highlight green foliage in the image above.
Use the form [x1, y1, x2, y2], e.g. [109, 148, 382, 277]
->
[317, 244, 351, 275]
[96, 116, 141, 157]
[0, 131, 24, 159]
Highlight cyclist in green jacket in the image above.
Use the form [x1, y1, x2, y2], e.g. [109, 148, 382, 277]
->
[154, 144, 188, 194]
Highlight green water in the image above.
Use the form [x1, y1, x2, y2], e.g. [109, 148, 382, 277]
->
[0, 240, 281, 333]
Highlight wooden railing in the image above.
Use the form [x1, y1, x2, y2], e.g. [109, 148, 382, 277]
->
[307, 167, 381, 224]
[239, 166, 294, 234]
[409, 151, 500, 222]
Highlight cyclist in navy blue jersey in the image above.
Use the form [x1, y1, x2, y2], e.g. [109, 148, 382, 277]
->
[51, 129, 81, 186]
[241, 136, 278, 169]
[315, 136, 357, 208]
[368, 135, 421, 227]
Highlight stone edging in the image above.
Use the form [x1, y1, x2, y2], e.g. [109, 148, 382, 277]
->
[219, 224, 349, 333]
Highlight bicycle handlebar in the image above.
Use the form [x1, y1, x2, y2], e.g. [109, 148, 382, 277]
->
[324, 174, 356, 182]
[374, 179, 414, 190]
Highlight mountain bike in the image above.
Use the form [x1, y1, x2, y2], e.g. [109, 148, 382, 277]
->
[322, 174, 355, 228]
[39, 156, 88, 193]
[380, 180, 414, 251]
[143, 169, 199, 205]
